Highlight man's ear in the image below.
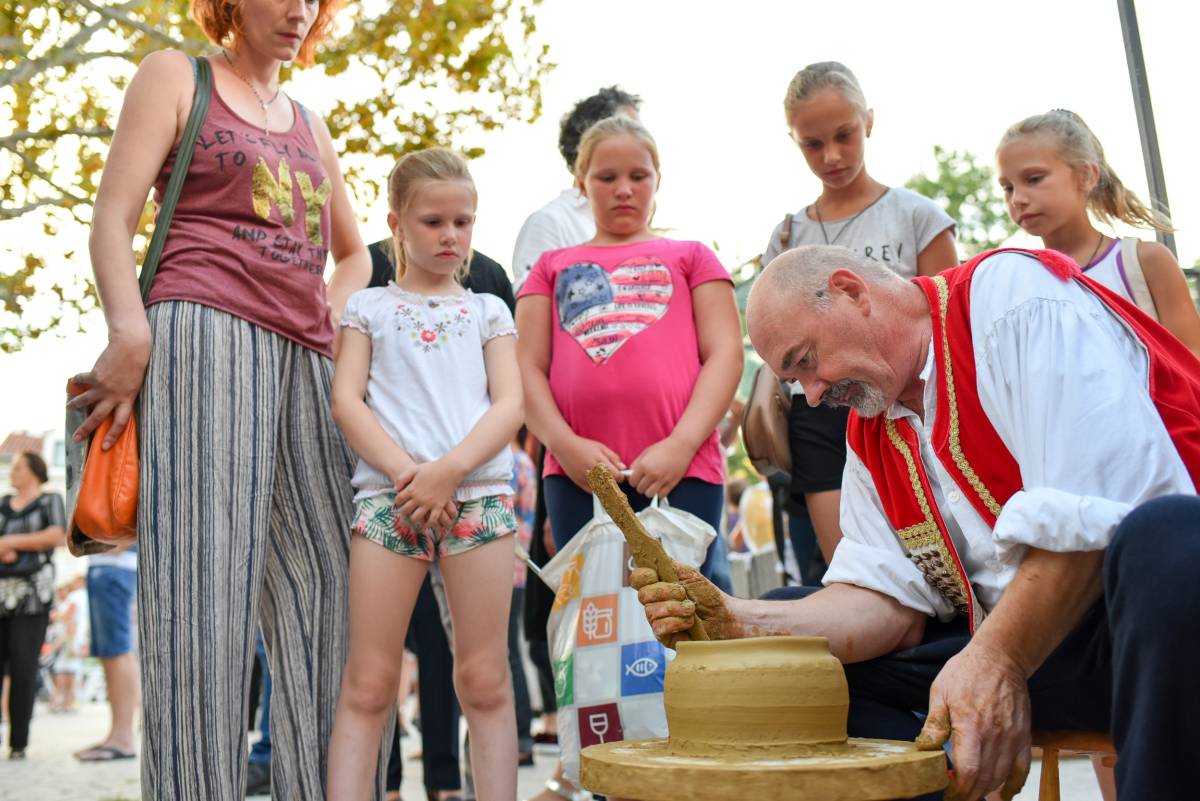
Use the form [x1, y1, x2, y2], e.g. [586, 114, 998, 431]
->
[828, 268, 871, 314]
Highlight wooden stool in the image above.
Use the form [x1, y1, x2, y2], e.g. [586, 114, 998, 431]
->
[1031, 730, 1116, 801]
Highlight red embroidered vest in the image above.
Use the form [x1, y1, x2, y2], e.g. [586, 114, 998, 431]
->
[847, 248, 1200, 631]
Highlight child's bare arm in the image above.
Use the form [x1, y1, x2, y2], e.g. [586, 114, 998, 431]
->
[331, 328, 416, 482]
[1140, 241, 1200, 357]
[629, 280, 743, 497]
[517, 295, 624, 488]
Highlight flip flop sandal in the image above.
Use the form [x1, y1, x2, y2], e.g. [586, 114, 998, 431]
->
[75, 745, 136, 762]
[527, 777, 591, 801]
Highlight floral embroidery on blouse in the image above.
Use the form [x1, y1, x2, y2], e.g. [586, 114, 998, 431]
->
[395, 300, 474, 353]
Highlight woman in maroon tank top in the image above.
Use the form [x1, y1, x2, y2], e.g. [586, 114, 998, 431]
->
[69, 2, 374, 799]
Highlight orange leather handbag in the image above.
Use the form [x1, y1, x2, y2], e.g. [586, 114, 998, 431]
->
[64, 56, 211, 557]
[65, 379, 139, 554]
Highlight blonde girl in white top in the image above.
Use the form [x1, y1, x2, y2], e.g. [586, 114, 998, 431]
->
[327, 148, 523, 801]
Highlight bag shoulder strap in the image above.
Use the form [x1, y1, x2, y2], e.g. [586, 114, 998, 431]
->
[295, 100, 314, 133]
[1120, 236, 1160, 320]
[777, 212, 794, 253]
[138, 54, 213, 300]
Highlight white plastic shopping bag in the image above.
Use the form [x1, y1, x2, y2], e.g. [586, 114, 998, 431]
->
[541, 495, 715, 782]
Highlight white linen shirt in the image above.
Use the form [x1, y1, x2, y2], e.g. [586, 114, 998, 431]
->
[341, 285, 517, 503]
[825, 251, 1195, 620]
[510, 188, 594, 290]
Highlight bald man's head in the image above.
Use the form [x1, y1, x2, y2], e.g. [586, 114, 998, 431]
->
[746, 245, 912, 417]
[748, 246, 901, 321]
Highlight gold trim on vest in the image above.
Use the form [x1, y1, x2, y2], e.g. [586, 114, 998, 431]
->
[932, 275, 1003, 519]
[884, 418, 974, 618]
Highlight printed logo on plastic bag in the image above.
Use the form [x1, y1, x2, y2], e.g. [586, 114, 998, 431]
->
[553, 553, 585, 610]
[553, 654, 574, 708]
[577, 593, 618, 647]
[578, 703, 624, 748]
[620, 641, 666, 697]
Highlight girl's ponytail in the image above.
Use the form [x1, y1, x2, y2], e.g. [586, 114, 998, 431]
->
[1093, 156, 1173, 233]
[999, 109, 1173, 232]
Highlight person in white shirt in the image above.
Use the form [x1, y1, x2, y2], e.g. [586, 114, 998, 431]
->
[510, 85, 641, 291]
[632, 245, 1200, 801]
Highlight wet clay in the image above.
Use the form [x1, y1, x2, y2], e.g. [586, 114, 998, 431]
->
[586, 464, 709, 641]
[667, 637, 848, 754]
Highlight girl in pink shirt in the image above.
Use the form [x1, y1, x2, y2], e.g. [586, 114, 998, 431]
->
[516, 116, 743, 596]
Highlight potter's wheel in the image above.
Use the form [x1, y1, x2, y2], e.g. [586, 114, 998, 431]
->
[581, 736, 947, 801]
[578, 637, 947, 800]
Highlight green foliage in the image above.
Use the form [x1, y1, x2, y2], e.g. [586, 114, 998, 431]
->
[905, 145, 1017, 258]
[0, 0, 551, 353]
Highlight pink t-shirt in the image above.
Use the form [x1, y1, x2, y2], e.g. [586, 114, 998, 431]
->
[518, 238, 731, 485]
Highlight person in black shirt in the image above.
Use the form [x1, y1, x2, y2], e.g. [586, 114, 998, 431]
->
[367, 239, 515, 314]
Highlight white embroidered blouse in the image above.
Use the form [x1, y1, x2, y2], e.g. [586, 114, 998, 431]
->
[341, 284, 517, 502]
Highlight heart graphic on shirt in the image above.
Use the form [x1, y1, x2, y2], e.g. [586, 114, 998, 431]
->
[555, 257, 674, 364]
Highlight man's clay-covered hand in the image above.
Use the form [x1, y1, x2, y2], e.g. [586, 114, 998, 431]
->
[630, 560, 741, 648]
[915, 642, 1032, 801]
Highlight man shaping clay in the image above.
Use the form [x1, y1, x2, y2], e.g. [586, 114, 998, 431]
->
[632, 245, 1200, 801]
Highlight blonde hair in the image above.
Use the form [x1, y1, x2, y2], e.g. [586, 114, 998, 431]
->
[386, 148, 477, 282]
[999, 109, 1172, 232]
[573, 116, 661, 184]
[783, 61, 868, 119]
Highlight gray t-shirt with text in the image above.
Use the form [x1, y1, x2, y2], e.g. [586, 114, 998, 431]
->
[762, 187, 955, 280]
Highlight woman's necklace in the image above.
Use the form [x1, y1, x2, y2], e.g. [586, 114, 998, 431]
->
[813, 187, 891, 246]
[1083, 232, 1107, 269]
[221, 49, 281, 133]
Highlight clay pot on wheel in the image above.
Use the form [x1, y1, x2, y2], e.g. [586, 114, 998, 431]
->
[666, 636, 849, 755]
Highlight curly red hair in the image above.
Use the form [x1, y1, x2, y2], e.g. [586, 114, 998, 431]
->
[190, 0, 342, 66]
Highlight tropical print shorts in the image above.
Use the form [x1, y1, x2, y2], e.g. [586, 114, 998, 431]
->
[352, 492, 516, 561]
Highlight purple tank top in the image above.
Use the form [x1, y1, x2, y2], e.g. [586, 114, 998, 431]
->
[147, 69, 334, 355]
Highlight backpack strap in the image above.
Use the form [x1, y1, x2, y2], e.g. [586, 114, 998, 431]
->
[1120, 237, 1160, 321]
[138, 54, 213, 300]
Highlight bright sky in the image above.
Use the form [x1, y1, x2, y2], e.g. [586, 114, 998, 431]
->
[3, 0, 1197, 439]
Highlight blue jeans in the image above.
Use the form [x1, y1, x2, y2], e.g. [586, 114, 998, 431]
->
[249, 632, 272, 765]
[787, 508, 826, 587]
[543, 475, 732, 594]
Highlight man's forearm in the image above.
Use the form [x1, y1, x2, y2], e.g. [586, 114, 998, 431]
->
[969, 548, 1104, 678]
[729, 583, 927, 664]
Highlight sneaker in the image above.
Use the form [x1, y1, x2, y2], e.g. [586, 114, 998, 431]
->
[246, 761, 271, 796]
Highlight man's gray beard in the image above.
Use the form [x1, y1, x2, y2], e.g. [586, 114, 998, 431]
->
[822, 379, 889, 418]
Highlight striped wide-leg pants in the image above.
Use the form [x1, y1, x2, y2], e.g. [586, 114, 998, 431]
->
[138, 301, 355, 801]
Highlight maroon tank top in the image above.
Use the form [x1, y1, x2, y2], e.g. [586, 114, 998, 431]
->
[147, 66, 334, 355]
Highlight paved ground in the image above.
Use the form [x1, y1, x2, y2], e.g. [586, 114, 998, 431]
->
[1, 700, 1106, 800]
